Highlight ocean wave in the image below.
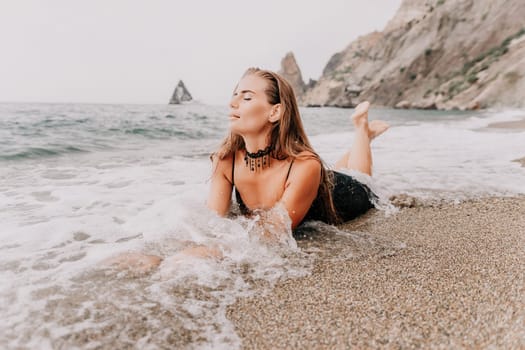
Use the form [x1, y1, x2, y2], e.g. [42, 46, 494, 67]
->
[123, 127, 187, 139]
[0, 145, 89, 161]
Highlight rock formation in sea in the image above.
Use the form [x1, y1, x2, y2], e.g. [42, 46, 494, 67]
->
[299, 0, 525, 110]
[278, 52, 307, 100]
[169, 80, 193, 104]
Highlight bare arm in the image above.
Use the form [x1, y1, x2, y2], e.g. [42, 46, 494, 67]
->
[280, 156, 322, 229]
[174, 155, 231, 262]
[206, 154, 233, 216]
[207, 153, 321, 242]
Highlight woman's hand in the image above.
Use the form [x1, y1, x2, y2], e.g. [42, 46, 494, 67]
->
[248, 202, 295, 245]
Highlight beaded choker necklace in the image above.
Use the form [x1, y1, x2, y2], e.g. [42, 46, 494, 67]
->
[244, 146, 272, 172]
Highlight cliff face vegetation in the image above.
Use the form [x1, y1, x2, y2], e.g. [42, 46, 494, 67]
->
[287, 0, 525, 110]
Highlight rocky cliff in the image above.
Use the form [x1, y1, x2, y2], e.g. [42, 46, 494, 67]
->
[300, 0, 525, 110]
[169, 80, 192, 104]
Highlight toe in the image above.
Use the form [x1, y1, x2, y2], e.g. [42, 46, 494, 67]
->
[356, 101, 370, 113]
[352, 101, 370, 119]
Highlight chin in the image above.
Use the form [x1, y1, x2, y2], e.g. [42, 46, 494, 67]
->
[229, 125, 242, 135]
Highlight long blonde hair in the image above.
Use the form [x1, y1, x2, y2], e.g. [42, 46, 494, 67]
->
[215, 67, 339, 224]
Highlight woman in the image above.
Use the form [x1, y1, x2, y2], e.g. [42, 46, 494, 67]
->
[106, 67, 388, 271]
[209, 67, 388, 230]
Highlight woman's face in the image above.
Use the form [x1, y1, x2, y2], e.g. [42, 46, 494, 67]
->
[229, 74, 274, 136]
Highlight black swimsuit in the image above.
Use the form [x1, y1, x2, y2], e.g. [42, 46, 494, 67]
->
[231, 153, 376, 226]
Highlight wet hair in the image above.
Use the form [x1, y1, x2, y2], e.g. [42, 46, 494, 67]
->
[214, 67, 339, 224]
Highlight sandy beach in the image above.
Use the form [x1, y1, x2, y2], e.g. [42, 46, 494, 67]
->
[227, 196, 525, 349]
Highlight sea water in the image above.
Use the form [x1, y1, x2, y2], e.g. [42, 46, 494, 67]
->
[1, 102, 524, 349]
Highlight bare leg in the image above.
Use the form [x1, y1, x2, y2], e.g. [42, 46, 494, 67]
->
[102, 252, 162, 274]
[159, 245, 223, 278]
[334, 102, 389, 175]
[102, 245, 222, 275]
[171, 245, 223, 260]
[346, 101, 372, 175]
[333, 120, 389, 169]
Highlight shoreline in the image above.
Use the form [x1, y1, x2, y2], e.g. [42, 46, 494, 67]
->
[487, 118, 525, 129]
[513, 157, 525, 167]
[227, 196, 525, 348]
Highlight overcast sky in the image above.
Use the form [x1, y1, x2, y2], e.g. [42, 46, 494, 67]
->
[0, 0, 402, 105]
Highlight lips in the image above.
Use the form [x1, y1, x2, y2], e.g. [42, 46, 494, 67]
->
[230, 114, 240, 119]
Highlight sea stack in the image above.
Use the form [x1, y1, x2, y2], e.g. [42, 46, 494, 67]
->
[278, 52, 307, 100]
[169, 80, 193, 104]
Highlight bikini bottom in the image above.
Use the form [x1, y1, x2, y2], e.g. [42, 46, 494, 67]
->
[302, 170, 376, 225]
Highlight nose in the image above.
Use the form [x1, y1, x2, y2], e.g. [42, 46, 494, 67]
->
[230, 96, 237, 108]
[229, 95, 239, 109]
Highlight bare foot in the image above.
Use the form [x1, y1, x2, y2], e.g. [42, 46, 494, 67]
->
[351, 101, 370, 130]
[102, 252, 162, 274]
[369, 120, 389, 140]
[352, 102, 389, 140]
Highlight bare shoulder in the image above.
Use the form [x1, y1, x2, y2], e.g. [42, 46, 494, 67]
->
[287, 151, 322, 183]
[295, 150, 318, 161]
[210, 152, 234, 184]
[293, 150, 321, 168]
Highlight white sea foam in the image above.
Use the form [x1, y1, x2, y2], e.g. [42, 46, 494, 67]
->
[312, 108, 525, 201]
[0, 147, 311, 348]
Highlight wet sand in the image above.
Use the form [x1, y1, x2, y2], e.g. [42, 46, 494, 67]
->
[227, 196, 525, 349]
